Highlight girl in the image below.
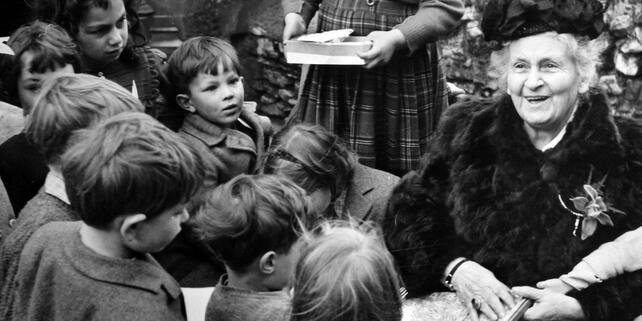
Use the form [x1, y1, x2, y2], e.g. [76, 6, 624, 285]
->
[262, 123, 398, 223]
[291, 220, 402, 321]
[0, 21, 79, 215]
[282, 0, 464, 175]
[32, 0, 183, 130]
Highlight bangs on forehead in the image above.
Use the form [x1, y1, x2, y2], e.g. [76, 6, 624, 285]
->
[24, 46, 68, 74]
[202, 55, 238, 76]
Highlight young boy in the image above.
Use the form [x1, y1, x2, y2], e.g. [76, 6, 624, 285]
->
[167, 36, 271, 184]
[193, 174, 313, 321]
[0, 74, 143, 321]
[12, 112, 205, 321]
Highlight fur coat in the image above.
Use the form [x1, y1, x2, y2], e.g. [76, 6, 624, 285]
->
[384, 91, 642, 321]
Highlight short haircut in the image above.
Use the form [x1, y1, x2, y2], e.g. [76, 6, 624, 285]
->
[194, 174, 313, 272]
[61, 112, 205, 229]
[262, 123, 357, 199]
[291, 221, 402, 321]
[3, 21, 80, 105]
[167, 36, 241, 95]
[25, 73, 144, 164]
[488, 32, 604, 92]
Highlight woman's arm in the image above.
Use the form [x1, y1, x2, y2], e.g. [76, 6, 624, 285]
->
[281, 0, 321, 26]
[394, 0, 464, 53]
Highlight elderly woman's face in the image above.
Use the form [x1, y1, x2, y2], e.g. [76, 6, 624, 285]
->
[506, 32, 588, 133]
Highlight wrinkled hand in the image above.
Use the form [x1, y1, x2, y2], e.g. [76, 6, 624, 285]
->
[357, 29, 406, 69]
[512, 286, 586, 321]
[451, 261, 516, 321]
[283, 13, 307, 42]
[536, 278, 574, 294]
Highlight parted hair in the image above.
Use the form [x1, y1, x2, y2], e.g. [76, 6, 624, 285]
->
[193, 174, 313, 272]
[3, 21, 80, 106]
[262, 123, 357, 199]
[291, 221, 402, 321]
[167, 36, 241, 95]
[61, 112, 205, 229]
[25, 73, 143, 165]
[31, 0, 147, 57]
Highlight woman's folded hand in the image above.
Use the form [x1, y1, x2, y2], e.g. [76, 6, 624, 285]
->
[451, 260, 516, 321]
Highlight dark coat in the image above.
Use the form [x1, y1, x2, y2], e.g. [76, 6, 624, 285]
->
[384, 91, 642, 321]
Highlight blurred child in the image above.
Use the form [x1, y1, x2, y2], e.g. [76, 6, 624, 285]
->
[262, 123, 398, 222]
[0, 74, 143, 320]
[167, 36, 271, 184]
[193, 174, 313, 321]
[291, 221, 402, 321]
[12, 112, 204, 321]
[32, 0, 183, 129]
[0, 21, 79, 214]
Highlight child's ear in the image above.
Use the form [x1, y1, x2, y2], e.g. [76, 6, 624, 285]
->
[120, 213, 148, 245]
[176, 94, 196, 113]
[258, 251, 277, 275]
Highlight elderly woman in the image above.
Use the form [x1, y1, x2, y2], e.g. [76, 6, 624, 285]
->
[384, 0, 642, 320]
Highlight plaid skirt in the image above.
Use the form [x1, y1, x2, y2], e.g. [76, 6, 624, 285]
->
[287, 0, 448, 175]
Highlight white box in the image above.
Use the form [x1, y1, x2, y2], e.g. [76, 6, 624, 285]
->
[284, 36, 372, 65]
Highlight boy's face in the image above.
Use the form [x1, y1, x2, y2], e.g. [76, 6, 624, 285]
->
[76, 0, 128, 64]
[183, 65, 244, 128]
[134, 204, 189, 253]
[18, 51, 74, 114]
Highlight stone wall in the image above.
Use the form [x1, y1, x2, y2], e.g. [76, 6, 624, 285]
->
[149, 0, 642, 121]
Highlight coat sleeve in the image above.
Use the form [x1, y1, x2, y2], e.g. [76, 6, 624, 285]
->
[383, 102, 476, 297]
[281, 0, 321, 26]
[394, 0, 464, 53]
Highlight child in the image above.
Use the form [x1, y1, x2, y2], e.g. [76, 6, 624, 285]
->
[0, 21, 79, 214]
[0, 74, 144, 321]
[32, 0, 183, 130]
[167, 36, 271, 184]
[290, 220, 402, 321]
[282, 0, 463, 176]
[12, 112, 204, 321]
[262, 123, 398, 222]
[193, 174, 313, 321]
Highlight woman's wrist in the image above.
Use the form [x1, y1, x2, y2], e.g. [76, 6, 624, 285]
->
[442, 257, 468, 291]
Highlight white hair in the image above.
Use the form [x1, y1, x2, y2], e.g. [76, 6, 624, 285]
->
[488, 32, 606, 92]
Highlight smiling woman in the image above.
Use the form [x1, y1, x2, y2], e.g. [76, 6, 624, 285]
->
[384, 0, 642, 319]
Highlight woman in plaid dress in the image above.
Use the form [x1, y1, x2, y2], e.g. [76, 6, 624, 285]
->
[282, 0, 463, 175]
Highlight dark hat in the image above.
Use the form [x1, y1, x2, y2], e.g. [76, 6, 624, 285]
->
[481, 0, 606, 42]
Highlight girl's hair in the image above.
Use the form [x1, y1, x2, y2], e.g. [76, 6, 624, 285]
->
[488, 32, 605, 92]
[291, 221, 402, 321]
[30, 0, 146, 51]
[2, 21, 80, 105]
[193, 174, 314, 272]
[262, 123, 357, 200]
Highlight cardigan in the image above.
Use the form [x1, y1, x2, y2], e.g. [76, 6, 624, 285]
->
[205, 275, 291, 321]
[0, 188, 76, 321]
[281, 0, 464, 53]
[12, 221, 184, 321]
[385, 91, 642, 320]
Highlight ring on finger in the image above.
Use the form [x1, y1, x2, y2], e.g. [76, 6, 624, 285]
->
[471, 296, 483, 311]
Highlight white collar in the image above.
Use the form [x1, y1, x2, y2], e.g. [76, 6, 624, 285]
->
[538, 103, 579, 152]
[44, 169, 70, 205]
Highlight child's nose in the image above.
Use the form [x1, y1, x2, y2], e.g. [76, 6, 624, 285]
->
[179, 208, 190, 223]
[107, 27, 123, 46]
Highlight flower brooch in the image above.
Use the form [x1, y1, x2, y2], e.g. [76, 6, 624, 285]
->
[558, 181, 625, 240]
